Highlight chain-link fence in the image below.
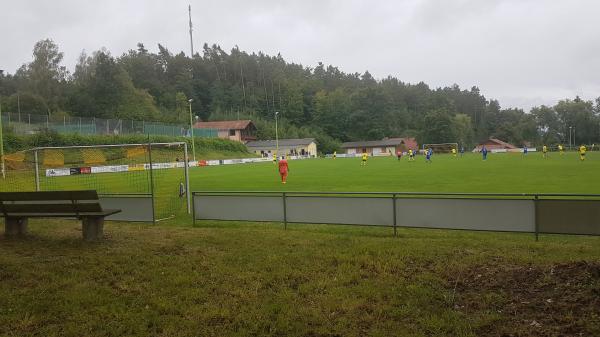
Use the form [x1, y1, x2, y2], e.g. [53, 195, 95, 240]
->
[1, 111, 217, 138]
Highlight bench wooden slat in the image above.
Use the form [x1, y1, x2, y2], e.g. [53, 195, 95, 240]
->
[0, 190, 99, 202]
[1, 203, 104, 214]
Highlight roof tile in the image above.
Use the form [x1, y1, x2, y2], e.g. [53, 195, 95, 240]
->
[194, 120, 254, 130]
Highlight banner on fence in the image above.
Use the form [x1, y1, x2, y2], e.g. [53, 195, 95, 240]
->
[44, 155, 310, 178]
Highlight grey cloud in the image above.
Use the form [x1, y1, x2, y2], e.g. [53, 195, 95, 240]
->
[1, 0, 598, 110]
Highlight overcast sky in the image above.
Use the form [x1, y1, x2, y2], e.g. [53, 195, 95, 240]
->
[1, 0, 599, 111]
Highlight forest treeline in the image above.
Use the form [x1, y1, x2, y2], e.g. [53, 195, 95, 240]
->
[1, 39, 599, 152]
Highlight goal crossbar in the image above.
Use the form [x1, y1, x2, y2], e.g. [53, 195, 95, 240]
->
[422, 143, 459, 152]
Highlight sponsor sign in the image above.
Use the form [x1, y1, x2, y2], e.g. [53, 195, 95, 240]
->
[45, 168, 71, 177]
[91, 165, 129, 174]
[223, 159, 244, 165]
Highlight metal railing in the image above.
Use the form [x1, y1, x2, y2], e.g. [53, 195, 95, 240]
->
[192, 191, 600, 239]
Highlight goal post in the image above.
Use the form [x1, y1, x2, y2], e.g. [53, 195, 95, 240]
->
[1, 142, 192, 222]
[422, 143, 459, 153]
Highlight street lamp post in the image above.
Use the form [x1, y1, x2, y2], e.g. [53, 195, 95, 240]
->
[188, 99, 196, 162]
[275, 111, 280, 159]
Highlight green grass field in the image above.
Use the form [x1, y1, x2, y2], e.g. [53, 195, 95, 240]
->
[4, 151, 598, 214]
[1, 151, 599, 336]
[189, 151, 599, 193]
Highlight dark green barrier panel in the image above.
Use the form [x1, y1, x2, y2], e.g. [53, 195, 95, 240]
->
[537, 200, 600, 235]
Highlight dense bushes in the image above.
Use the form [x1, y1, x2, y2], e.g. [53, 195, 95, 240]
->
[2, 129, 249, 154]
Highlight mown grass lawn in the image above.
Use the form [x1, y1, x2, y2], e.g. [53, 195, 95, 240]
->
[189, 151, 600, 194]
[1, 151, 599, 336]
[1, 220, 599, 337]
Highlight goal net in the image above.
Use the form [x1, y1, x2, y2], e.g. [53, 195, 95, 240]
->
[422, 143, 459, 153]
[0, 142, 190, 222]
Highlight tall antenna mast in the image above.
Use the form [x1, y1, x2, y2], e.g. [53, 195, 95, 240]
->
[188, 5, 194, 57]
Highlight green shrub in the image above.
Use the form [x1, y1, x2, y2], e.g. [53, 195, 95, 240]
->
[2, 129, 250, 154]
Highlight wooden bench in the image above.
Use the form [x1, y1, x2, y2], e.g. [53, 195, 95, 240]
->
[0, 190, 121, 241]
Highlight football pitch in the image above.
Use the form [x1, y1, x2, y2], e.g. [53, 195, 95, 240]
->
[190, 151, 599, 194]
[6, 151, 597, 195]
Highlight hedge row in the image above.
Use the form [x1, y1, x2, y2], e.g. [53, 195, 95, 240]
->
[2, 130, 249, 154]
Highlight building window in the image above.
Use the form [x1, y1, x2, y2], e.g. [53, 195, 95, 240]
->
[229, 129, 236, 136]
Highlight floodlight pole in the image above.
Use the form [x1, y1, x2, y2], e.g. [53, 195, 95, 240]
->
[275, 111, 279, 158]
[188, 99, 196, 161]
[569, 126, 572, 150]
[0, 97, 5, 179]
[188, 5, 194, 57]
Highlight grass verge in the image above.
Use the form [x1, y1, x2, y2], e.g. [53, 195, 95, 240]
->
[1, 219, 599, 337]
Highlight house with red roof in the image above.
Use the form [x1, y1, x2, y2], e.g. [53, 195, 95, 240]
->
[193, 120, 257, 143]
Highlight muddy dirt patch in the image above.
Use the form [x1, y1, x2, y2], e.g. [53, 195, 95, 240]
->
[447, 260, 600, 336]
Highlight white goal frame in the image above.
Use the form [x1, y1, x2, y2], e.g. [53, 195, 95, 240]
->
[422, 143, 459, 153]
[28, 142, 191, 218]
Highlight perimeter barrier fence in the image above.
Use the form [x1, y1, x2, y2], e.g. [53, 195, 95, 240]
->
[192, 191, 600, 239]
[1, 111, 217, 138]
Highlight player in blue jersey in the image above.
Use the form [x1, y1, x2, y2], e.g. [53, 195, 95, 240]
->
[481, 146, 488, 160]
[425, 148, 433, 163]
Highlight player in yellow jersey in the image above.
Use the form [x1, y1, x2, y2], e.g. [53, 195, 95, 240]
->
[542, 145, 548, 158]
[361, 152, 368, 166]
[558, 144, 564, 155]
[408, 149, 414, 161]
[333, 151, 337, 159]
[579, 145, 586, 161]
[273, 152, 277, 164]
[451, 148, 457, 157]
